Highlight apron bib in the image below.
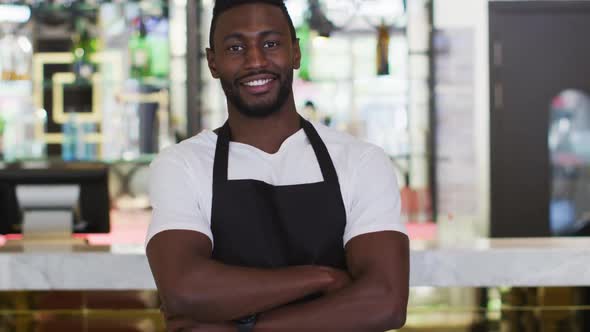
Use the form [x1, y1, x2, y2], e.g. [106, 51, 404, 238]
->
[210, 117, 347, 270]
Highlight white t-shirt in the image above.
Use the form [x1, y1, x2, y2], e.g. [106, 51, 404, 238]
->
[146, 121, 406, 248]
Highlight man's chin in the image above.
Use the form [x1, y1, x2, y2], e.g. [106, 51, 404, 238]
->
[235, 105, 280, 118]
[229, 85, 291, 118]
[233, 95, 282, 117]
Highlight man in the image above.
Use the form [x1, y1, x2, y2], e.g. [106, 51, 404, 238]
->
[146, 0, 409, 331]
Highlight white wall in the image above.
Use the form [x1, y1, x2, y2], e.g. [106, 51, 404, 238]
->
[434, 0, 490, 236]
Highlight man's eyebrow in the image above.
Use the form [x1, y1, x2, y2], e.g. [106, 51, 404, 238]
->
[222, 30, 284, 42]
[223, 32, 244, 42]
[259, 30, 283, 38]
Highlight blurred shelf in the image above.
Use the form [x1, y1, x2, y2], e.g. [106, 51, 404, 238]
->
[32, 78, 180, 89]
[296, 75, 409, 85]
[0, 81, 33, 96]
[29, 1, 169, 14]
[0, 155, 156, 169]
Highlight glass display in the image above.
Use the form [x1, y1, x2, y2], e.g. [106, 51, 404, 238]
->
[548, 90, 590, 235]
[0, 1, 181, 163]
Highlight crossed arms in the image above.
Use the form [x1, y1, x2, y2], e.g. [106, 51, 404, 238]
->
[146, 229, 409, 331]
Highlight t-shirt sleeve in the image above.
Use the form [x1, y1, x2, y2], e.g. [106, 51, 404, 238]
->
[343, 146, 407, 246]
[145, 149, 213, 248]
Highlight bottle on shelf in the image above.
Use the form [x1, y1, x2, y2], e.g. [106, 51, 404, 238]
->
[1, 102, 19, 162]
[72, 18, 97, 81]
[146, 15, 170, 79]
[122, 102, 140, 160]
[129, 17, 151, 80]
[0, 25, 32, 81]
[77, 120, 97, 161]
[296, 20, 312, 81]
[61, 112, 78, 162]
[61, 111, 98, 162]
[376, 20, 391, 76]
[2, 100, 46, 162]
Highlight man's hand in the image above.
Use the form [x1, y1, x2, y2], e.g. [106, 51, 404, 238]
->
[318, 266, 352, 295]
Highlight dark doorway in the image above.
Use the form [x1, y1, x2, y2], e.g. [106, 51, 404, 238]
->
[489, 1, 590, 237]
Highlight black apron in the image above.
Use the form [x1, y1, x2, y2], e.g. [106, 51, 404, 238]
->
[210, 117, 347, 270]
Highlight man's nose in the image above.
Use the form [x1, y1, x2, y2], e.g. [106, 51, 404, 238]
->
[244, 46, 268, 69]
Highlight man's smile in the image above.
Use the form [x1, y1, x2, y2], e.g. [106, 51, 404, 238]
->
[239, 74, 278, 94]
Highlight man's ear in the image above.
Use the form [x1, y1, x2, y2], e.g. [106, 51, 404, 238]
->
[293, 38, 302, 70]
[206, 48, 220, 78]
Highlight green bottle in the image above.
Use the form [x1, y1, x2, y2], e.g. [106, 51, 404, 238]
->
[72, 18, 97, 81]
[296, 20, 311, 81]
[148, 33, 170, 79]
[0, 113, 5, 134]
[129, 19, 151, 80]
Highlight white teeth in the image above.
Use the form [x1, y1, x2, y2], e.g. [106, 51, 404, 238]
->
[244, 79, 272, 87]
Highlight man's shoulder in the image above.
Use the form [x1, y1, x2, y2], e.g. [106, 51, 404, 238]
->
[151, 131, 216, 172]
[312, 122, 384, 160]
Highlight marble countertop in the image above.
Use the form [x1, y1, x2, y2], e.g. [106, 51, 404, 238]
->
[1, 237, 590, 290]
[411, 237, 590, 287]
[1, 211, 590, 290]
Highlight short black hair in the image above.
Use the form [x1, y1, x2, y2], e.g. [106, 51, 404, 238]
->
[209, 0, 297, 50]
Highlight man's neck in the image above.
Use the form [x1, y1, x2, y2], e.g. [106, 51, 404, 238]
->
[227, 105, 301, 155]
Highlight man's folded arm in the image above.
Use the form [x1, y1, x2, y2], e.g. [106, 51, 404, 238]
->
[146, 229, 350, 323]
[253, 231, 409, 332]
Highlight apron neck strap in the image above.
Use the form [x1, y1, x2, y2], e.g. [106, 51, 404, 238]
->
[300, 118, 339, 184]
[213, 121, 231, 185]
[213, 117, 340, 185]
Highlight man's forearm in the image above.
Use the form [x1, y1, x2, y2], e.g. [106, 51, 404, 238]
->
[155, 229, 409, 331]
[253, 274, 406, 331]
[168, 276, 405, 332]
[147, 231, 349, 324]
[253, 232, 410, 332]
[161, 261, 341, 323]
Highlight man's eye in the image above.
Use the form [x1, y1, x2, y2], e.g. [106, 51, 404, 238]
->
[264, 41, 280, 48]
[228, 45, 244, 52]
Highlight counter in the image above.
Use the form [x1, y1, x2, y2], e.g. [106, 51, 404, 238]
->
[1, 211, 590, 290]
[2, 235, 590, 290]
[412, 237, 590, 287]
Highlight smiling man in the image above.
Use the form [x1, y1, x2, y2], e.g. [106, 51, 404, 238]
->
[145, 0, 409, 331]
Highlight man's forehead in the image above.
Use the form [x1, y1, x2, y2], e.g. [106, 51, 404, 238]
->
[214, 3, 289, 38]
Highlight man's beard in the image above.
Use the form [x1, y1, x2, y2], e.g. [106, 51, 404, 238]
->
[220, 70, 293, 118]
